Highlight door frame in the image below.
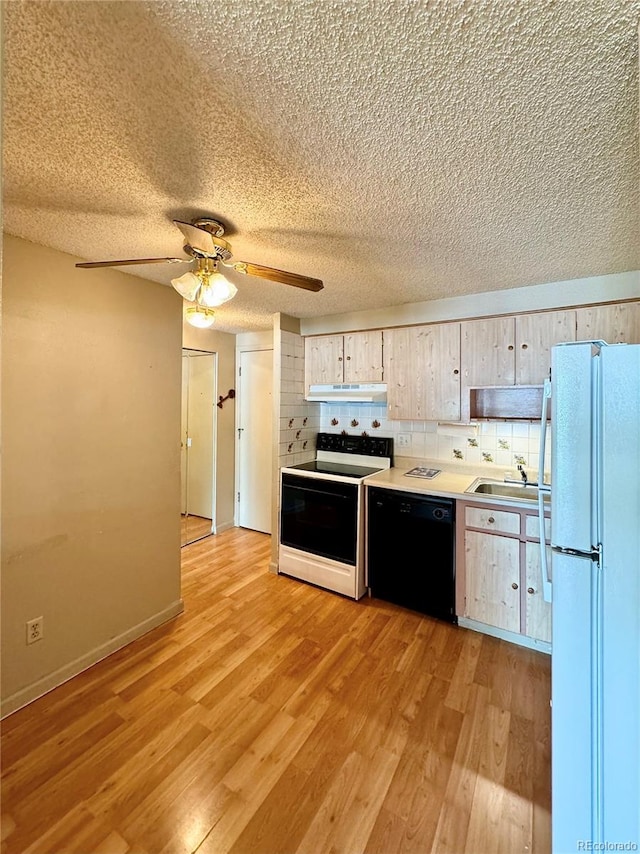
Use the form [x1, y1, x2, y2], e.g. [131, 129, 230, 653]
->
[181, 347, 218, 541]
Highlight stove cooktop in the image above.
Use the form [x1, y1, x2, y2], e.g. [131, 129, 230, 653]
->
[286, 460, 384, 479]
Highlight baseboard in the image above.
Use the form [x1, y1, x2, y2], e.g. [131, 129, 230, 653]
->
[269, 559, 279, 574]
[1, 599, 184, 719]
[457, 616, 552, 654]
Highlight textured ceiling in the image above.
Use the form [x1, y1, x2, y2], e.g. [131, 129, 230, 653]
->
[3, 0, 640, 333]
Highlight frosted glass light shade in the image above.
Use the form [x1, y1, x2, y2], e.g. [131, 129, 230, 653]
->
[185, 305, 215, 328]
[171, 267, 238, 307]
[171, 271, 201, 301]
[197, 276, 238, 307]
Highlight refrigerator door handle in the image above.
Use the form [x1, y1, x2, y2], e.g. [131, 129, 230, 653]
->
[538, 487, 553, 602]
[538, 378, 553, 602]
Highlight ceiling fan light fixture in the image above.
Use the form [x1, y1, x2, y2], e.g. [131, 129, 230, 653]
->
[197, 274, 238, 308]
[185, 304, 216, 329]
[171, 270, 201, 301]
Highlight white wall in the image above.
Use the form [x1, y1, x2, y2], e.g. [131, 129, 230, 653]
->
[301, 270, 640, 335]
[1, 235, 184, 717]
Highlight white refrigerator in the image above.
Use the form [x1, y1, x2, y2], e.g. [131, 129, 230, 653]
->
[538, 341, 640, 853]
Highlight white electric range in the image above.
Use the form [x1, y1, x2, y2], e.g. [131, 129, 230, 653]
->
[279, 433, 393, 599]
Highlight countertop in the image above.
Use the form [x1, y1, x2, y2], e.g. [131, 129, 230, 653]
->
[364, 459, 545, 511]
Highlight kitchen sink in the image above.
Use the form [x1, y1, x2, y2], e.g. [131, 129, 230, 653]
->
[465, 477, 550, 503]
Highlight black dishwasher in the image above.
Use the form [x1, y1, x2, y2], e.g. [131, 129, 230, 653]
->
[367, 487, 456, 623]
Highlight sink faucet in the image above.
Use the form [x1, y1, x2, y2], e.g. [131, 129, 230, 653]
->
[518, 464, 528, 485]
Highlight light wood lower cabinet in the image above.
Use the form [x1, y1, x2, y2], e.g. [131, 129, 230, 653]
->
[524, 541, 552, 643]
[457, 500, 552, 646]
[464, 530, 521, 632]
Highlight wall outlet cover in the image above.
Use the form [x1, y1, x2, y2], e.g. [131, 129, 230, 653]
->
[26, 617, 43, 645]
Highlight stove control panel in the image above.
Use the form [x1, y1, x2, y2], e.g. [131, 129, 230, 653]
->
[316, 432, 393, 458]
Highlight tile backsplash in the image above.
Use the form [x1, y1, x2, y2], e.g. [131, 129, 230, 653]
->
[319, 404, 550, 475]
[278, 331, 320, 468]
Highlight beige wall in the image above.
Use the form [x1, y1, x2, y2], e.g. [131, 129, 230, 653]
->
[1, 235, 184, 716]
[182, 323, 236, 531]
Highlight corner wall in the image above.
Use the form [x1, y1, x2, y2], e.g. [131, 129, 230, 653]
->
[1, 235, 184, 716]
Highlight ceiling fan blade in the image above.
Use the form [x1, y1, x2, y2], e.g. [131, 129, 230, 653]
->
[75, 257, 188, 269]
[232, 262, 323, 292]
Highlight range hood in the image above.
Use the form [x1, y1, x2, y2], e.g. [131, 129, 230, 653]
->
[305, 383, 387, 403]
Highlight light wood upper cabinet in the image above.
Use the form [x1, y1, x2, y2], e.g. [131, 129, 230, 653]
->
[461, 317, 516, 388]
[460, 317, 515, 421]
[343, 331, 383, 383]
[575, 302, 640, 344]
[385, 323, 460, 421]
[515, 310, 576, 384]
[305, 301, 634, 418]
[305, 335, 344, 387]
[304, 331, 383, 390]
[460, 310, 575, 418]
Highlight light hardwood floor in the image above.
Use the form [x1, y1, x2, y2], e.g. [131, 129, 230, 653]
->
[1, 528, 551, 854]
[180, 514, 213, 546]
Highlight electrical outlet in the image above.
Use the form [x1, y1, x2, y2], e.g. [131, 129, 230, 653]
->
[396, 433, 411, 449]
[26, 617, 43, 645]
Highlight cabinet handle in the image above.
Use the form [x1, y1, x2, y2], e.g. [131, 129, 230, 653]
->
[512, 582, 519, 590]
[508, 345, 514, 351]
[346, 355, 351, 360]
[527, 587, 535, 594]
[453, 369, 459, 375]
[487, 516, 495, 523]
[338, 356, 343, 361]
[522, 343, 528, 350]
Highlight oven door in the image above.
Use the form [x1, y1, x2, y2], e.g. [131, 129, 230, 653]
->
[280, 473, 358, 565]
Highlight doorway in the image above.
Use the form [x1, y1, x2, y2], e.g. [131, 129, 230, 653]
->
[237, 348, 273, 533]
[181, 349, 216, 546]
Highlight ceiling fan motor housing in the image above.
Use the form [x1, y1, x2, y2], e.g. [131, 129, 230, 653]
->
[192, 218, 226, 237]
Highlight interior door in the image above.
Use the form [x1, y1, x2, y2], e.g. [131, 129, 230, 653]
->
[238, 349, 273, 533]
[181, 350, 216, 545]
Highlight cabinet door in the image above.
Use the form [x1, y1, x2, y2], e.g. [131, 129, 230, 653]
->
[304, 335, 344, 389]
[418, 322, 461, 421]
[385, 324, 460, 420]
[464, 530, 520, 632]
[344, 331, 383, 383]
[460, 317, 515, 420]
[576, 302, 640, 344]
[524, 542, 552, 642]
[384, 327, 420, 419]
[515, 310, 576, 384]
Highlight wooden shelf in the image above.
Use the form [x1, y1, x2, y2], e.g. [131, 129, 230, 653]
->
[469, 385, 547, 421]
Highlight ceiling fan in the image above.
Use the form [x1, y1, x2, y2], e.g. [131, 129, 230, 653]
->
[76, 217, 324, 327]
